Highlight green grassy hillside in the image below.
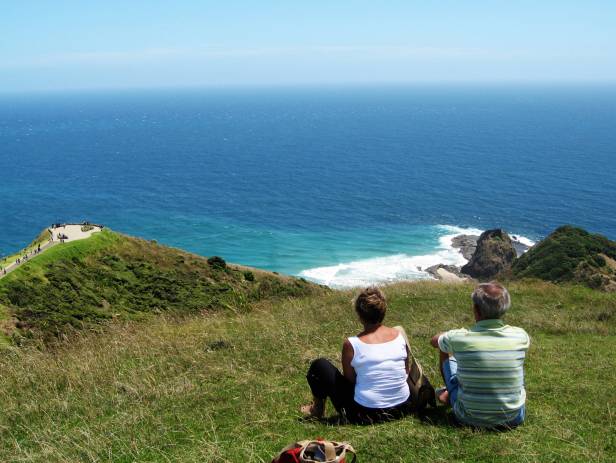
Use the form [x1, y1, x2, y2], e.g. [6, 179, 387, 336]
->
[512, 225, 616, 290]
[0, 229, 323, 343]
[0, 228, 50, 268]
[1, 280, 614, 462]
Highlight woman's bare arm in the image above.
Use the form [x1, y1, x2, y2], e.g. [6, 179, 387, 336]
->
[341, 339, 356, 384]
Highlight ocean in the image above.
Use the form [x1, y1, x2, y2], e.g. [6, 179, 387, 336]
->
[1, 85, 615, 287]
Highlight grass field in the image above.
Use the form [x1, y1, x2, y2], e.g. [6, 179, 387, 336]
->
[1, 280, 614, 462]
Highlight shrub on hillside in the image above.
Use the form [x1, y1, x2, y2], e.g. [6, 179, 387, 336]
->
[207, 256, 226, 269]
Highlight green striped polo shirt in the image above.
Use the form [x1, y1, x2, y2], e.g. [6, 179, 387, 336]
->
[438, 319, 530, 427]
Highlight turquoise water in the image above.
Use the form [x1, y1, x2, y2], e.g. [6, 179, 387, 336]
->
[1, 85, 615, 286]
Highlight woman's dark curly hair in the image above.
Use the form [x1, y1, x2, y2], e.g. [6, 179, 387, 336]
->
[354, 287, 387, 324]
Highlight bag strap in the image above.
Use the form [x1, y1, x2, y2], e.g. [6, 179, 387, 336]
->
[297, 441, 355, 463]
[394, 325, 424, 382]
[394, 325, 414, 358]
[394, 325, 412, 355]
[272, 440, 312, 462]
[322, 441, 336, 461]
[339, 443, 357, 463]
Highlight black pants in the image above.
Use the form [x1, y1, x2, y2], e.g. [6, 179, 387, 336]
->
[306, 357, 412, 424]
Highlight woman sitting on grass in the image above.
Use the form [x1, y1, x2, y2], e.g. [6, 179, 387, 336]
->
[302, 287, 413, 424]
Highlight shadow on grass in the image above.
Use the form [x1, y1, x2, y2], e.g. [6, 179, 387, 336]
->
[417, 407, 523, 433]
[300, 409, 521, 433]
[299, 405, 458, 428]
[416, 407, 459, 427]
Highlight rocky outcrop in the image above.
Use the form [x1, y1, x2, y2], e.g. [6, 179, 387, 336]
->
[451, 235, 479, 260]
[425, 264, 471, 282]
[461, 229, 517, 280]
[453, 233, 530, 260]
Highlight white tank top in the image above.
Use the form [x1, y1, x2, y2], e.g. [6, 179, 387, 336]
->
[347, 333, 410, 408]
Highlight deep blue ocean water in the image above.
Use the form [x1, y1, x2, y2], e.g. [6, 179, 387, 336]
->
[1, 85, 615, 286]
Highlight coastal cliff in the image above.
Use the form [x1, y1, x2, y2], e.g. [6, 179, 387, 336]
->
[436, 225, 616, 292]
[429, 229, 529, 282]
[2, 224, 615, 345]
[0, 229, 324, 342]
[512, 225, 616, 291]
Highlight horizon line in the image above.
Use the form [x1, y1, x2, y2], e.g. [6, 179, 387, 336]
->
[2, 79, 616, 96]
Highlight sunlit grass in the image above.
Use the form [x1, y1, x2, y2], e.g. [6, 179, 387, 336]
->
[0, 280, 614, 462]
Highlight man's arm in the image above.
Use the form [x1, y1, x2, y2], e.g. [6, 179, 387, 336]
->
[341, 339, 356, 384]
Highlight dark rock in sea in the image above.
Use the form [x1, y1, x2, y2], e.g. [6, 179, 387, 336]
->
[451, 235, 479, 260]
[461, 229, 517, 280]
[425, 264, 470, 280]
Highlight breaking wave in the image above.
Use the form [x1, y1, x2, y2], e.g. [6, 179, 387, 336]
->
[298, 225, 534, 288]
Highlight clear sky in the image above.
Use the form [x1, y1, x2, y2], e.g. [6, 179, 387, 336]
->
[1, 1, 615, 92]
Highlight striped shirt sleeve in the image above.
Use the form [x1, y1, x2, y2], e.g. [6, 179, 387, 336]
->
[438, 328, 467, 353]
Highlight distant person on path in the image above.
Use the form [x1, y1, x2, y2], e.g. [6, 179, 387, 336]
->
[302, 287, 415, 424]
[431, 282, 530, 429]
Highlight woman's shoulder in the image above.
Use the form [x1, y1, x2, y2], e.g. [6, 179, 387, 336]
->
[381, 325, 401, 338]
[358, 326, 401, 344]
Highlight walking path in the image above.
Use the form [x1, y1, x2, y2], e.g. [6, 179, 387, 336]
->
[0, 240, 57, 278]
[0, 224, 102, 279]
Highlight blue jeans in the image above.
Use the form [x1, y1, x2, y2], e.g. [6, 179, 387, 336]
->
[443, 356, 525, 428]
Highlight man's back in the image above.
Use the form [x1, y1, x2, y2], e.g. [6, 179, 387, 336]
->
[439, 319, 530, 427]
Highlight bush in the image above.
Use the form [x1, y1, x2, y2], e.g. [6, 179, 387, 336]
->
[81, 225, 95, 232]
[589, 274, 604, 289]
[207, 256, 226, 270]
[592, 255, 606, 267]
[243, 271, 255, 282]
[512, 225, 616, 288]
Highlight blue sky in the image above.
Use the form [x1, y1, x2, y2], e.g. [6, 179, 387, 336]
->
[1, 1, 615, 92]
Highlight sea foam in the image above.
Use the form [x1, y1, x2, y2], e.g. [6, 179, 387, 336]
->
[298, 225, 534, 288]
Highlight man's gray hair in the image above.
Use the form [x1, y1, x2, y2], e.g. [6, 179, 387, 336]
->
[472, 282, 511, 319]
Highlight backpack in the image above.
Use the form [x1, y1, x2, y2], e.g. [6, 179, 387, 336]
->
[271, 440, 356, 463]
[393, 326, 437, 412]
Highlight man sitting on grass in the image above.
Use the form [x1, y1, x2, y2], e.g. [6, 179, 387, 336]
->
[431, 282, 530, 428]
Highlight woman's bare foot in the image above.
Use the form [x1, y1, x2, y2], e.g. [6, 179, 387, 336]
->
[300, 398, 325, 418]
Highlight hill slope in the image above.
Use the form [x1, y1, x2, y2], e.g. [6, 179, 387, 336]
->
[512, 225, 616, 290]
[0, 229, 323, 342]
[0, 280, 614, 462]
